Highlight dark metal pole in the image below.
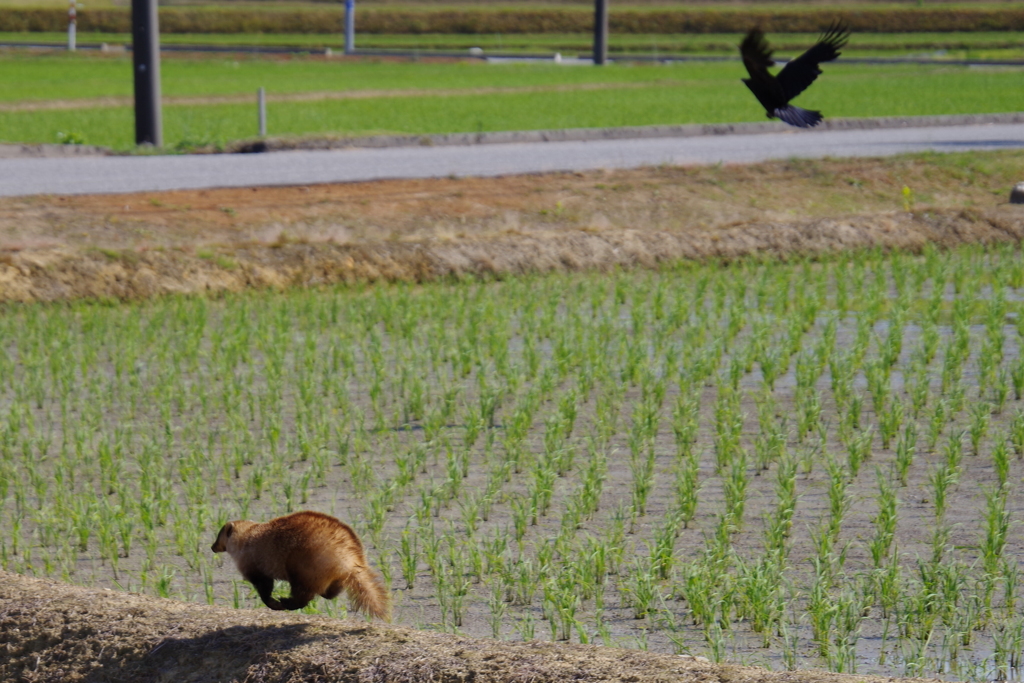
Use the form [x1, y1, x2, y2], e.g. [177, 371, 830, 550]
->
[593, 0, 607, 65]
[131, 0, 162, 147]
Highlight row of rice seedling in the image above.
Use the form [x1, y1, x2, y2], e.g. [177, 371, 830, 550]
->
[2, 241, 1024, 678]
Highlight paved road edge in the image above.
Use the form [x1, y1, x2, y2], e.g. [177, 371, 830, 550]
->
[231, 112, 1024, 153]
[4, 111, 1024, 159]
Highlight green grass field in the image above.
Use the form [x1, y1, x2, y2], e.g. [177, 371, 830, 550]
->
[0, 52, 706, 101]
[1, 52, 1023, 150]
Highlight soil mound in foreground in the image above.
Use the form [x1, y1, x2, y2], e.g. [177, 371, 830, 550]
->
[1, 571, 930, 683]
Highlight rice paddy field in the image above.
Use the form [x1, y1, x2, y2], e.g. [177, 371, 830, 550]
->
[3, 242, 1024, 679]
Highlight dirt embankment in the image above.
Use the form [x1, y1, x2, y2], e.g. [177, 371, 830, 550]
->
[0, 570, 934, 683]
[2, 206, 1022, 303]
[1, 153, 1023, 303]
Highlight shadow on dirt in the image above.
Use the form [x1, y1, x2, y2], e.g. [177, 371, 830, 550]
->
[78, 623, 321, 682]
[81, 626, 313, 683]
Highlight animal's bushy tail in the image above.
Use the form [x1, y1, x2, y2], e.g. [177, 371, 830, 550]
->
[345, 566, 392, 621]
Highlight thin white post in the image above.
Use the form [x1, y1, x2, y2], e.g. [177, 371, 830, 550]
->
[344, 0, 355, 54]
[68, 0, 77, 51]
[257, 87, 267, 137]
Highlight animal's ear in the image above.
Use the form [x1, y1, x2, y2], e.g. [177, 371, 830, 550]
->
[224, 522, 234, 538]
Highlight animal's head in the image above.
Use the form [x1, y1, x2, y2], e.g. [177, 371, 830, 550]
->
[213, 519, 259, 552]
[211, 522, 234, 553]
[211, 520, 256, 554]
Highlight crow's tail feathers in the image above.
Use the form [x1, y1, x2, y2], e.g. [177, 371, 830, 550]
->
[774, 105, 823, 128]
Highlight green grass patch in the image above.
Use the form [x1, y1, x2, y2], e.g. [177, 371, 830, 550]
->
[2, 55, 1023, 149]
[0, 51, 695, 102]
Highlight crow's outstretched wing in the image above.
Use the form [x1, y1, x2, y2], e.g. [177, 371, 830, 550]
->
[740, 28, 775, 79]
[740, 28, 789, 112]
[776, 22, 849, 102]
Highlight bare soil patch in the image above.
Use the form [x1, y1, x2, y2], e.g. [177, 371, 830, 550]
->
[1, 151, 1023, 302]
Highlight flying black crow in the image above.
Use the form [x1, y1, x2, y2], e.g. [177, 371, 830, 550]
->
[740, 22, 850, 128]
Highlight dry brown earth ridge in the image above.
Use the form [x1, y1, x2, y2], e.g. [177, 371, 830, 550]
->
[1, 151, 1023, 303]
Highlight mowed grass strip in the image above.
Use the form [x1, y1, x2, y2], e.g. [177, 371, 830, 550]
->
[5, 30, 1024, 57]
[1, 54, 1023, 149]
[0, 52, 693, 102]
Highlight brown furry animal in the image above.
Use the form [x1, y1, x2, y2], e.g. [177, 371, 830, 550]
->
[211, 510, 391, 620]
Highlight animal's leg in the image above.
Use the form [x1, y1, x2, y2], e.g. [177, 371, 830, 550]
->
[322, 577, 346, 600]
[279, 585, 317, 611]
[247, 572, 285, 610]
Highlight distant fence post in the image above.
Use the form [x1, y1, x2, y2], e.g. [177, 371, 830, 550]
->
[131, 0, 163, 146]
[344, 0, 355, 55]
[67, 0, 76, 51]
[593, 0, 608, 65]
[258, 87, 267, 137]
